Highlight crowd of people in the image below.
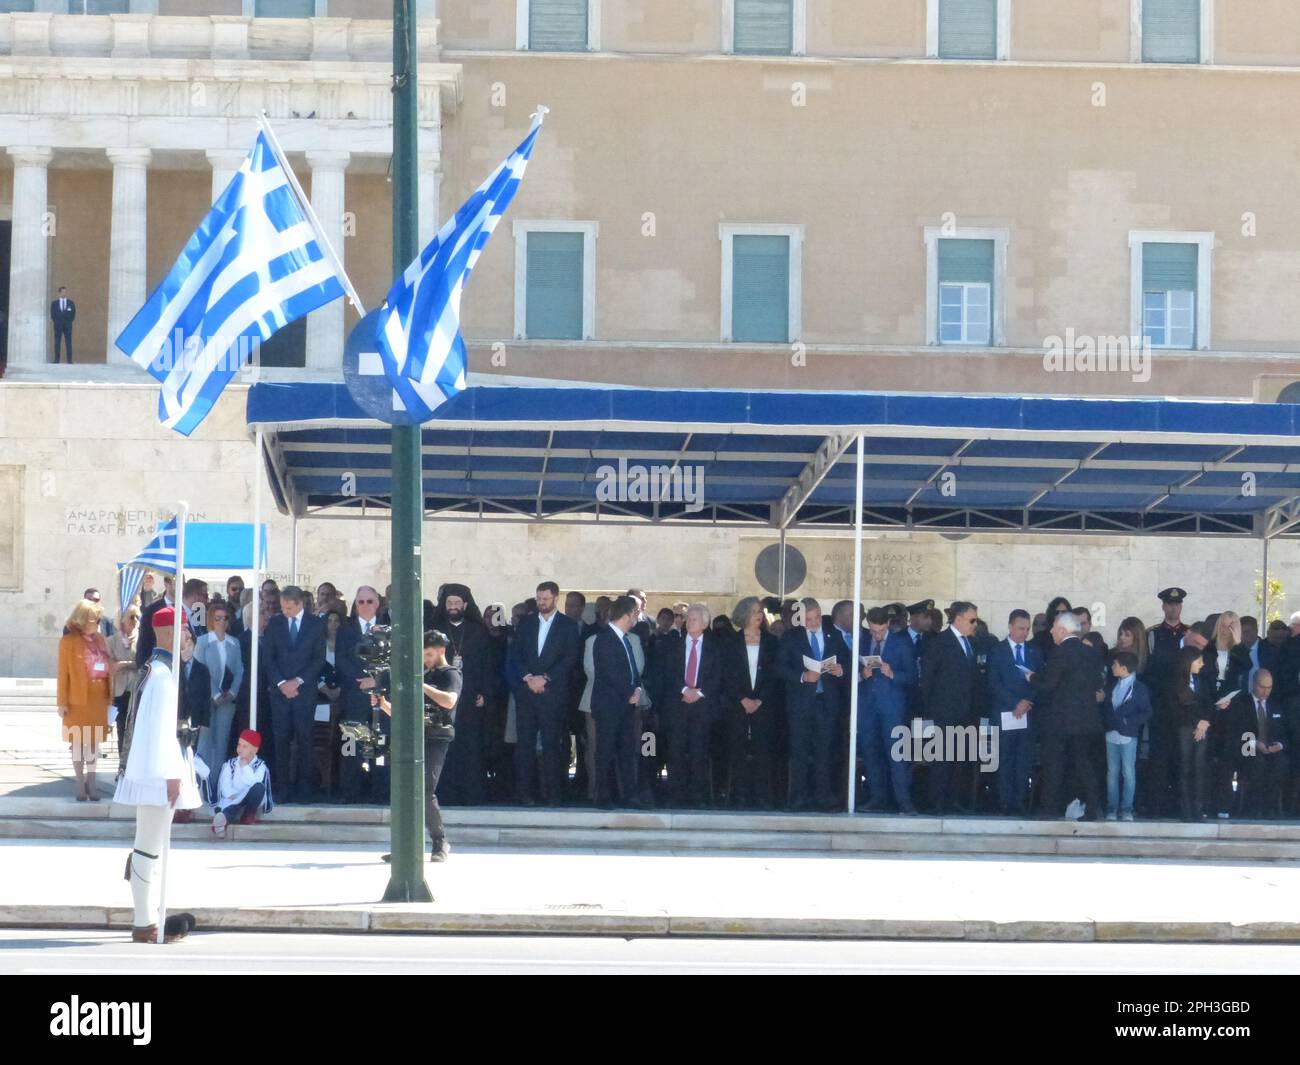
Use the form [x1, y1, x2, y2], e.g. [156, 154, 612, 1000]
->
[54, 574, 1300, 825]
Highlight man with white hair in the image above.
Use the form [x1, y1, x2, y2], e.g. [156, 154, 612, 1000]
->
[660, 602, 722, 807]
[1030, 610, 1105, 820]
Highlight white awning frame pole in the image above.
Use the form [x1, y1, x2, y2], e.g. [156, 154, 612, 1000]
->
[250, 430, 263, 733]
[157, 499, 189, 944]
[846, 435, 864, 815]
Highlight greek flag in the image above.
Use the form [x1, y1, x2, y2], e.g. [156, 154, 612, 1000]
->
[117, 519, 179, 618]
[116, 132, 347, 436]
[375, 108, 546, 420]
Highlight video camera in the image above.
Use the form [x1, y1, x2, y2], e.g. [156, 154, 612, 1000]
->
[337, 625, 393, 770]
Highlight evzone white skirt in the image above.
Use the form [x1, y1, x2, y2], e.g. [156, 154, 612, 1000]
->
[113, 746, 204, 810]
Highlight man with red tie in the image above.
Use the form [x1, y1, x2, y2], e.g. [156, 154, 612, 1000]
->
[662, 603, 722, 807]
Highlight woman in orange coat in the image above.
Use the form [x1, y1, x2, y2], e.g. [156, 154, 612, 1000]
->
[57, 598, 114, 801]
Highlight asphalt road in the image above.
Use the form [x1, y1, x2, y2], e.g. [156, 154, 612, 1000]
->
[4, 930, 1300, 975]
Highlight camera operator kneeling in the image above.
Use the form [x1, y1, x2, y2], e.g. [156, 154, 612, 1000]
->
[380, 631, 462, 863]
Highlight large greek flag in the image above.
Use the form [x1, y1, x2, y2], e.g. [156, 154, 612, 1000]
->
[117, 518, 179, 618]
[116, 132, 346, 436]
[375, 109, 546, 420]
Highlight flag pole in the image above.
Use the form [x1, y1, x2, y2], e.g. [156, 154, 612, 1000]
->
[256, 111, 367, 316]
[250, 430, 263, 733]
[382, 0, 432, 904]
[157, 500, 189, 944]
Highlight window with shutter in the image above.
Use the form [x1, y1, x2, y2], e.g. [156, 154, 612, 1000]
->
[938, 0, 997, 60]
[937, 238, 994, 344]
[525, 231, 585, 340]
[254, 0, 315, 17]
[733, 0, 794, 56]
[529, 0, 590, 52]
[68, 0, 130, 12]
[1142, 0, 1200, 63]
[732, 235, 790, 343]
[1142, 242, 1197, 348]
[0, 2, 36, 12]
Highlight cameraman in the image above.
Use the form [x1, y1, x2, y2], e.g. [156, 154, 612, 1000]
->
[379, 631, 461, 863]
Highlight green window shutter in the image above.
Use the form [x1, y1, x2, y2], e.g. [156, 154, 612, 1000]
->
[732, 235, 790, 343]
[733, 0, 794, 56]
[1142, 0, 1200, 63]
[1142, 242, 1198, 292]
[254, 0, 315, 17]
[938, 0, 997, 60]
[529, 0, 589, 52]
[526, 231, 585, 340]
[938, 238, 994, 284]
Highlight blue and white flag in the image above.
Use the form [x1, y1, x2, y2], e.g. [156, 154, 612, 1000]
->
[117, 518, 179, 618]
[375, 108, 546, 421]
[116, 132, 347, 436]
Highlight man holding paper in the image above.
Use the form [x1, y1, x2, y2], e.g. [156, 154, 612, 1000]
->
[780, 598, 845, 810]
[858, 606, 917, 814]
[989, 609, 1043, 816]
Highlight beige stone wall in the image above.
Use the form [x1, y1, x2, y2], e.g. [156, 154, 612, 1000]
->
[1217, 0, 1300, 66]
[1012, 0, 1131, 62]
[1, 381, 1295, 677]
[48, 169, 111, 365]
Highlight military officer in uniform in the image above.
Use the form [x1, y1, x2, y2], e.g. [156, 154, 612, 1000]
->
[1144, 587, 1190, 817]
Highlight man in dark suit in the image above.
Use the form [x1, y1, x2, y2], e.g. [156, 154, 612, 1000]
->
[989, 609, 1044, 816]
[263, 585, 327, 803]
[508, 580, 581, 805]
[334, 585, 383, 803]
[1031, 611, 1104, 820]
[1225, 670, 1290, 818]
[920, 601, 980, 814]
[50, 286, 75, 363]
[660, 603, 723, 807]
[590, 596, 644, 808]
[780, 598, 846, 811]
[857, 606, 917, 813]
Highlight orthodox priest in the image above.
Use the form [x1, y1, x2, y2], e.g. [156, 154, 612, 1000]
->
[113, 606, 200, 944]
[431, 583, 495, 805]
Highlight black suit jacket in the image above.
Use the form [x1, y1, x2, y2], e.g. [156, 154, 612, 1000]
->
[1030, 636, 1104, 737]
[920, 628, 979, 726]
[263, 611, 327, 704]
[779, 625, 846, 717]
[50, 298, 75, 328]
[179, 656, 212, 730]
[660, 630, 723, 713]
[591, 625, 640, 720]
[722, 630, 781, 711]
[508, 611, 581, 707]
[1225, 691, 1289, 758]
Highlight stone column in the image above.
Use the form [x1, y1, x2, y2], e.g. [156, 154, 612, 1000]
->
[105, 148, 151, 363]
[206, 148, 246, 204]
[6, 146, 53, 369]
[304, 149, 349, 373]
[418, 154, 442, 248]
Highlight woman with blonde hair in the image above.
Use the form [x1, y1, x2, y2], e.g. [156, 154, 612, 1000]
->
[107, 604, 142, 751]
[57, 598, 115, 801]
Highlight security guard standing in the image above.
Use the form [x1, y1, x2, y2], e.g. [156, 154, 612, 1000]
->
[1144, 587, 1189, 816]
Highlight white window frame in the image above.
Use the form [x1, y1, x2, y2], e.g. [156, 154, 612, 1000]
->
[1128, 229, 1214, 351]
[939, 282, 992, 345]
[516, 0, 601, 52]
[923, 225, 1008, 346]
[719, 223, 803, 344]
[926, 0, 1011, 60]
[1142, 289, 1195, 350]
[722, 0, 806, 57]
[1130, 0, 1214, 65]
[512, 219, 598, 341]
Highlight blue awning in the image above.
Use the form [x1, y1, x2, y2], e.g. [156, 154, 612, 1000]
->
[246, 382, 1300, 538]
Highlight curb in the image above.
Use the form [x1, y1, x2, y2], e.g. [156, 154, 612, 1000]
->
[4, 905, 1300, 941]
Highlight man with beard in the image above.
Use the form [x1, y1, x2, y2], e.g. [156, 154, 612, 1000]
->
[431, 583, 494, 805]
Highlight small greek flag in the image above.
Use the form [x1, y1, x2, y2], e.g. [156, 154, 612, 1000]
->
[374, 108, 546, 420]
[117, 518, 179, 617]
[116, 131, 346, 436]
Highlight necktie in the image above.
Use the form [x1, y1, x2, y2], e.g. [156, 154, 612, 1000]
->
[1015, 642, 1024, 667]
[1257, 699, 1269, 745]
[686, 638, 699, 689]
[811, 632, 823, 693]
[961, 635, 971, 659]
[623, 634, 640, 688]
[871, 638, 880, 657]
[291, 616, 299, 644]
